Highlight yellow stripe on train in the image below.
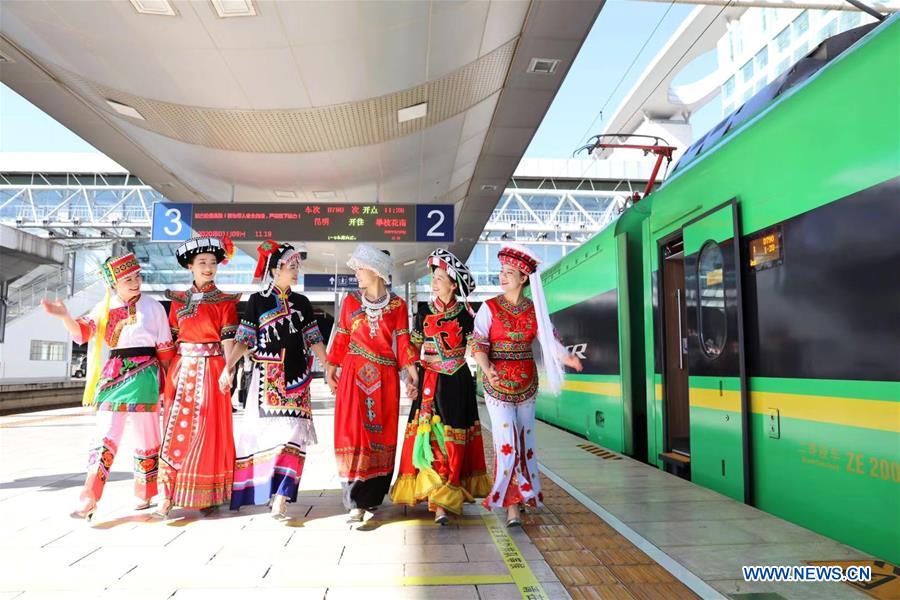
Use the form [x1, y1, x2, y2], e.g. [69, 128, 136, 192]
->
[561, 380, 621, 397]
[686, 388, 900, 433]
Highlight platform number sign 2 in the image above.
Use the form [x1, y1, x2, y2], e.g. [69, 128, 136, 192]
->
[151, 202, 193, 242]
[415, 204, 454, 242]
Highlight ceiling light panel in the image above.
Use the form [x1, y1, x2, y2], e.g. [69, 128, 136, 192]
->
[106, 99, 145, 120]
[130, 0, 177, 16]
[527, 58, 560, 74]
[398, 102, 428, 124]
[210, 0, 257, 18]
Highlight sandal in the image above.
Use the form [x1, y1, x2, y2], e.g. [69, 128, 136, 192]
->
[152, 499, 173, 519]
[70, 499, 97, 521]
[271, 495, 288, 520]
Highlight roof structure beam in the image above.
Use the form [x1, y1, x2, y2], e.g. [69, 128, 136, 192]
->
[640, 0, 898, 10]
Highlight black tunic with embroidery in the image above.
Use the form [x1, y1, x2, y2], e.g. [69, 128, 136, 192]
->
[234, 286, 324, 418]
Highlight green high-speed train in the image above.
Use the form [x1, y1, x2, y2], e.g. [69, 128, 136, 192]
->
[534, 18, 899, 562]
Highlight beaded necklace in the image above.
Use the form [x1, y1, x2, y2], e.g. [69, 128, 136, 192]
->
[361, 291, 390, 338]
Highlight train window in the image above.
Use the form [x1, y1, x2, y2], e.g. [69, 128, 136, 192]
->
[697, 241, 727, 359]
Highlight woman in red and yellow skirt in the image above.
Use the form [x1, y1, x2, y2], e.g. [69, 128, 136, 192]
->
[157, 237, 239, 517]
[391, 249, 491, 524]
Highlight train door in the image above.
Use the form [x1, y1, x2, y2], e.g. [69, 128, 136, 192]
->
[682, 199, 750, 503]
[660, 238, 691, 472]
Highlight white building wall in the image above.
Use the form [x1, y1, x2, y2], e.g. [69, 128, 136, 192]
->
[717, 8, 879, 114]
[0, 281, 105, 381]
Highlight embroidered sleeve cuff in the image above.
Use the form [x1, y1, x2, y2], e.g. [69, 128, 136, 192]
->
[220, 324, 238, 341]
[410, 329, 424, 346]
[399, 346, 417, 369]
[156, 340, 176, 361]
[73, 317, 95, 345]
[326, 331, 350, 365]
[468, 333, 490, 355]
[302, 322, 324, 346]
[234, 322, 257, 348]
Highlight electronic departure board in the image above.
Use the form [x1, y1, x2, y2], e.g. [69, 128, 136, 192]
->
[748, 226, 783, 271]
[151, 202, 453, 243]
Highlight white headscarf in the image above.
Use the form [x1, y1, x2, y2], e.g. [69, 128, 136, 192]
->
[498, 243, 565, 396]
[347, 243, 393, 283]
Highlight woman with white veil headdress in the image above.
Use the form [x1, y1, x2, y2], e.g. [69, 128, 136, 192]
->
[470, 243, 583, 527]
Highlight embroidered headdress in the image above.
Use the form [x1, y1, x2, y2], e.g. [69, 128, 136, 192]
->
[347, 243, 393, 283]
[496, 243, 566, 396]
[427, 248, 476, 314]
[100, 253, 141, 288]
[427, 248, 475, 297]
[253, 240, 300, 282]
[175, 236, 234, 268]
[498, 243, 538, 276]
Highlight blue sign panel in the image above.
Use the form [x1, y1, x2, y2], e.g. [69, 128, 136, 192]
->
[151, 202, 193, 242]
[415, 204, 453, 242]
[304, 274, 359, 290]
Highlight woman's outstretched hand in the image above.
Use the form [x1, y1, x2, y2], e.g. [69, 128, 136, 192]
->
[563, 355, 583, 372]
[41, 298, 70, 319]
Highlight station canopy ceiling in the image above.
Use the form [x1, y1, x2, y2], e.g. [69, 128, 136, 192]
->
[0, 0, 602, 283]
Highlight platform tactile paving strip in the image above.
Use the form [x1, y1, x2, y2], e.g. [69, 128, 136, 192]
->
[483, 429, 699, 599]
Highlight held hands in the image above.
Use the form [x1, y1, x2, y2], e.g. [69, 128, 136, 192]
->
[218, 366, 233, 394]
[41, 298, 70, 319]
[405, 371, 419, 399]
[325, 366, 339, 396]
[563, 354, 584, 372]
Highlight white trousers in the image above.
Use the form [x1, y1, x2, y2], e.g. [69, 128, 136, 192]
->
[483, 398, 542, 509]
[83, 411, 161, 502]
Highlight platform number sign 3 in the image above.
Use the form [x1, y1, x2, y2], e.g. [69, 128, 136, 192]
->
[415, 204, 454, 242]
[151, 202, 193, 242]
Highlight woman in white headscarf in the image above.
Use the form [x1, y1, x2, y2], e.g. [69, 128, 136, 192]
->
[470, 244, 582, 527]
[325, 244, 419, 522]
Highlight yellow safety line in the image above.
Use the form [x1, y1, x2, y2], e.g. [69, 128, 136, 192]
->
[400, 575, 514, 586]
[361, 517, 485, 528]
[482, 513, 550, 600]
[259, 574, 514, 588]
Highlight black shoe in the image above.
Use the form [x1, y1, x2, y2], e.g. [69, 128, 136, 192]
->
[435, 514, 450, 526]
[506, 517, 522, 528]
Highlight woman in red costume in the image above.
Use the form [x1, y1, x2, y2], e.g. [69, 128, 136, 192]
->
[325, 244, 419, 522]
[156, 237, 239, 517]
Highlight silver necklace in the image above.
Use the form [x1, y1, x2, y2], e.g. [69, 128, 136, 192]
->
[361, 292, 390, 338]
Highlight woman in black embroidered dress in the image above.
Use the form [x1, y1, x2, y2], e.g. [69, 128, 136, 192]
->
[225, 241, 328, 518]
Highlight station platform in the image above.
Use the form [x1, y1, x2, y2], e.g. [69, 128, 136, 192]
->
[0, 381, 887, 600]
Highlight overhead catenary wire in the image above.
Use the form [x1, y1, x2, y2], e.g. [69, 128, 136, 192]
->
[574, 0, 679, 152]
[571, 1, 735, 204]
